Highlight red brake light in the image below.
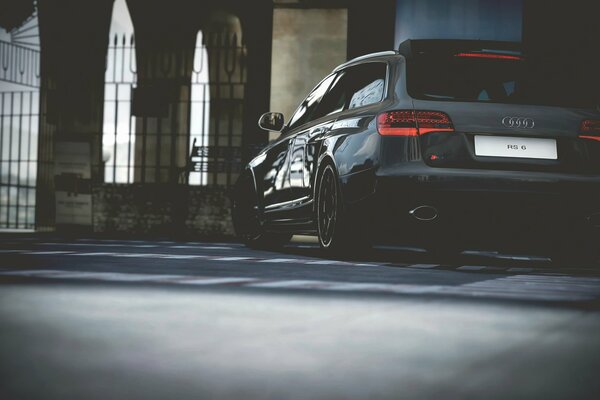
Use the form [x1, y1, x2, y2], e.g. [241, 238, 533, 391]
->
[579, 119, 600, 141]
[377, 110, 454, 136]
[454, 52, 522, 61]
[377, 110, 419, 136]
[416, 111, 455, 135]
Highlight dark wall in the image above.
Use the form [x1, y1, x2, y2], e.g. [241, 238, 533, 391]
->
[347, 0, 397, 59]
[0, 0, 35, 31]
[522, 0, 600, 109]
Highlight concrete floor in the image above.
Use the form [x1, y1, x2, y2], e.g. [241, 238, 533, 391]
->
[1, 236, 599, 399]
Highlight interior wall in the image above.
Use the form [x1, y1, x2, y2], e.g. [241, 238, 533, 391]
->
[522, 0, 600, 110]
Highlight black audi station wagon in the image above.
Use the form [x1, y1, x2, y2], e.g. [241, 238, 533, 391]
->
[232, 39, 600, 263]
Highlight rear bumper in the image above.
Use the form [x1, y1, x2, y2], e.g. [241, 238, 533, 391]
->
[375, 163, 600, 192]
[344, 164, 600, 247]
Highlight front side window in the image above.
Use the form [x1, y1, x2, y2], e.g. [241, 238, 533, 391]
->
[287, 74, 337, 131]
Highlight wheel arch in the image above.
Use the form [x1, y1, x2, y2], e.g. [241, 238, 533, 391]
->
[313, 153, 340, 213]
[234, 166, 261, 208]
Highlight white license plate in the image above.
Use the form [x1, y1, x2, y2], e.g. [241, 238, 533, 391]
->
[474, 135, 558, 160]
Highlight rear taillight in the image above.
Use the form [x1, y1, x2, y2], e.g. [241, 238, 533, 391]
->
[377, 110, 419, 136]
[579, 119, 600, 142]
[377, 110, 454, 136]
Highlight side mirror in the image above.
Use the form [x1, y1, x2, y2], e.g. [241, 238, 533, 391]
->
[258, 112, 285, 132]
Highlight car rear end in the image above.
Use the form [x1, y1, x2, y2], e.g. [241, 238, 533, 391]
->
[372, 40, 600, 255]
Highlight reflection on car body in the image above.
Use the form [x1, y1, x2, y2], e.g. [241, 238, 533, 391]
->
[232, 39, 600, 263]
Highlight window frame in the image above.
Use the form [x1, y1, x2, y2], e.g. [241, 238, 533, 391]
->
[318, 60, 389, 118]
[284, 73, 338, 134]
[284, 60, 390, 134]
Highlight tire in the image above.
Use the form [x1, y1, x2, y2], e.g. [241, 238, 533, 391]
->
[316, 163, 366, 253]
[232, 174, 291, 249]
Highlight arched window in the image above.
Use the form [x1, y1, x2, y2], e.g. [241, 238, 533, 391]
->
[102, 0, 136, 183]
[187, 11, 246, 187]
[188, 31, 210, 186]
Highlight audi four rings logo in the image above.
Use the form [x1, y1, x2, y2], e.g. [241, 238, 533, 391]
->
[502, 116, 535, 129]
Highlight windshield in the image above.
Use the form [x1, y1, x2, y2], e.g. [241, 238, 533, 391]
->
[406, 54, 598, 109]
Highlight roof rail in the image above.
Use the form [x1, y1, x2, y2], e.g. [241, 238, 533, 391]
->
[333, 50, 398, 72]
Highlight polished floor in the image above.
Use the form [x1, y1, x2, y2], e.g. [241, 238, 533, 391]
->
[1, 236, 599, 399]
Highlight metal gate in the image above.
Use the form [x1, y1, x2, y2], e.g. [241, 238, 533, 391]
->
[0, 40, 40, 230]
[102, 31, 247, 187]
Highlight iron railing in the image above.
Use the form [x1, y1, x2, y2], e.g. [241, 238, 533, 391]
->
[0, 40, 40, 88]
[102, 32, 248, 187]
[0, 90, 39, 229]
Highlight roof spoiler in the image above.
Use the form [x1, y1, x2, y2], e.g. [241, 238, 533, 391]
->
[398, 39, 522, 59]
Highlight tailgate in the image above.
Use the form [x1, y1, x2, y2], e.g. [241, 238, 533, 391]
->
[412, 100, 600, 174]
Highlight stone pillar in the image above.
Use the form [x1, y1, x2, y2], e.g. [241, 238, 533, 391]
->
[235, 0, 274, 162]
[203, 11, 245, 186]
[194, 0, 275, 183]
[126, 0, 198, 184]
[36, 0, 114, 230]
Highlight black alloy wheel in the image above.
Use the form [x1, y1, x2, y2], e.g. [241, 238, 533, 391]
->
[317, 164, 341, 250]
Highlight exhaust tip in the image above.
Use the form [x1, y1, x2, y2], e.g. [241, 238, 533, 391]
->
[409, 205, 438, 222]
[588, 213, 600, 228]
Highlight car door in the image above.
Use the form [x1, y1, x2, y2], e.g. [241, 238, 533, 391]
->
[289, 124, 331, 197]
[291, 62, 389, 202]
[260, 135, 294, 210]
[287, 70, 358, 205]
[261, 74, 337, 212]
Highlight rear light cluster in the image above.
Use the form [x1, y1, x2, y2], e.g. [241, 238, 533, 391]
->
[377, 110, 454, 136]
[579, 119, 600, 142]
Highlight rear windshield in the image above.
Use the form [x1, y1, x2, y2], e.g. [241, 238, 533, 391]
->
[406, 54, 598, 109]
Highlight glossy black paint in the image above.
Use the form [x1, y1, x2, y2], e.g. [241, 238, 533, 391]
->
[235, 41, 600, 250]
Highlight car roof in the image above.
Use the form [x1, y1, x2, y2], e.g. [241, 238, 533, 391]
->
[332, 51, 399, 72]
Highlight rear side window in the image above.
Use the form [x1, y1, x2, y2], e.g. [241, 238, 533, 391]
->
[314, 62, 387, 119]
[349, 78, 385, 109]
[407, 54, 597, 109]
